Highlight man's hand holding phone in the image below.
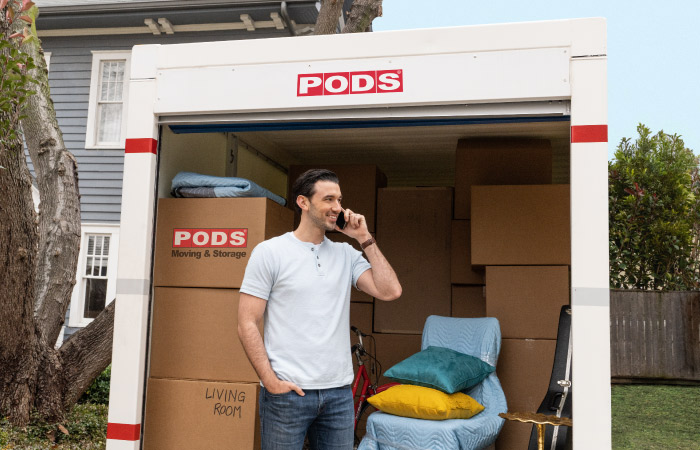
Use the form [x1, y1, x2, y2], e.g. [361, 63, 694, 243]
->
[335, 208, 372, 243]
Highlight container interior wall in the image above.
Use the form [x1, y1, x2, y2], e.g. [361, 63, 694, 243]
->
[235, 139, 288, 199]
[157, 127, 229, 197]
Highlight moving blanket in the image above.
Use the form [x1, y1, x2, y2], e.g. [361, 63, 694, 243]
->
[171, 172, 286, 206]
[358, 316, 507, 450]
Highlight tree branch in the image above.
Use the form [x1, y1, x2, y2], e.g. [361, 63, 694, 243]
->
[20, 35, 81, 346]
[313, 0, 344, 35]
[59, 300, 115, 408]
[342, 0, 382, 33]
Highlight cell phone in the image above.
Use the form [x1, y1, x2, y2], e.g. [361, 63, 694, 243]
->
[336, 211, 347, 230]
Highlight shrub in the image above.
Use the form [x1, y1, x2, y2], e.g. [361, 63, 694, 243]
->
[609, 124, 700, 290]
[79, 365, 111, 405]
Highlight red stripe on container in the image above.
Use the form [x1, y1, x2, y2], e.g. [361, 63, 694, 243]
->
[107, 423, 141, 441]
[125, 138, 158, 154]
[571, 125, 608, 143]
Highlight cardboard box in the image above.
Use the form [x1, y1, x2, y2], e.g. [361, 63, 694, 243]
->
[454, 138, 552, 219]
[498, 339, 555, 413]
[497, 339, 556, 450]
[374, 188, 452, 334]
[143, 378, 260, 450]
[373, 333, 423, 386]
[153, 198, 293, 288]
[496, 420, 535, 450]
[287, 165, 387, 232]
[486, 266, 569, 339]
[451, 285, 485, 318]
[451, 220, 484, 284]
[149, 287, 259, 382]
[328, 232, 376, 303]
[471, 185, 570, 265]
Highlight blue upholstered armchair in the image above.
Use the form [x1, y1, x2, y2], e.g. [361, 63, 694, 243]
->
[358, 316, 507, 450]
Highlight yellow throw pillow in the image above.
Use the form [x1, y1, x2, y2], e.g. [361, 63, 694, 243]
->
[367, 384, 484, 420]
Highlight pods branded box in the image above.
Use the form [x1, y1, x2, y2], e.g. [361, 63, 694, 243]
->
[149, 287, 260, 382]
[153, 198, 293, 288]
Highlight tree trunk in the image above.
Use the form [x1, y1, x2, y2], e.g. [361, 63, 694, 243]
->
[313, 0, 344, 35]
[342, 0, 382, 33]
[0, 6, 41, 428]
[0, 3, 112, 426]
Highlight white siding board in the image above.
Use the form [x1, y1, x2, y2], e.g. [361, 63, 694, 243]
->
[81, 187, 122, 196]
[49, 78, 92, 88]
[81, 196, 123, 204]
[80, 179, 123, 188]
[50, 117, 86, 127]
[82, 204, 122, 212]
[55, 110, 88, 118]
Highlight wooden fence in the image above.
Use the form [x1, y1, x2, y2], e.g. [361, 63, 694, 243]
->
[610, 290, 700, 382]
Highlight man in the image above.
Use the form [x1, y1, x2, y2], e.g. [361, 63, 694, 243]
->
[238, 169, 401, 450]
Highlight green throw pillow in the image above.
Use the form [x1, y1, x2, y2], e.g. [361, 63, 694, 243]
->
[385, 346, 495, 394]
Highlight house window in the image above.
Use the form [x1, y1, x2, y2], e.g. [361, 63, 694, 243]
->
[69, 225, 120, 327]
[83, 234, 110, 318]
[85, 51, 131, 149]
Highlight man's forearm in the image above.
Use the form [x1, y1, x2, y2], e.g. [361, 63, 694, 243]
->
[363, 243, 402, 300]
[238, 321, 280, 387]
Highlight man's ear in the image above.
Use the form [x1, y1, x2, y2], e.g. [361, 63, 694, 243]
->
[296, 195, 309, 212]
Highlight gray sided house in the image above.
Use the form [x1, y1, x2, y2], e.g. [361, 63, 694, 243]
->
[33, 0, 329, 342]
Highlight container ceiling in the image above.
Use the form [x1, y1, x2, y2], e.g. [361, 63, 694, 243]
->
[232, 120, 571, 187]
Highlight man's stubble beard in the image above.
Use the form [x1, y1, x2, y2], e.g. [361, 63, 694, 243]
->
[308, 203, 335, 232]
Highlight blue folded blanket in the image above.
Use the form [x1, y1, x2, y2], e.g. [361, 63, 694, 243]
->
[171, 172, 286, 206]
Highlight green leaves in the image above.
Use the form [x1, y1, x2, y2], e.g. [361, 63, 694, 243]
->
[609, 124, 700, 290]
[0, 35, 38, 152]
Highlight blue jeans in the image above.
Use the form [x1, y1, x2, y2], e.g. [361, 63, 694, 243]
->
[259, 385, 354, 450]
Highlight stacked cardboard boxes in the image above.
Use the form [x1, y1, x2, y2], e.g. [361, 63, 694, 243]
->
[450, 220, 486, 318]
[453, 138, 569, 450]
[374, 187, 453, 334]
[144, 198, 294, 450]
[453, 138, 553, 220]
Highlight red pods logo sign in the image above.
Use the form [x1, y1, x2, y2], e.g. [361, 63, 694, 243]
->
[297, 70, 403, 96]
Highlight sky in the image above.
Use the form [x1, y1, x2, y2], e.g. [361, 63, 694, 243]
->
[372, 0, 700, 160]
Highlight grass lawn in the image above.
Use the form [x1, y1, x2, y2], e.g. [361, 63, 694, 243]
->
[612, 384, 700, 449]
[2, 384, 698, 449]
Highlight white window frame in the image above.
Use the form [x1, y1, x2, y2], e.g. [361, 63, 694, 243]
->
[68, 224, 120, 327]
[85, 50, 131, 149]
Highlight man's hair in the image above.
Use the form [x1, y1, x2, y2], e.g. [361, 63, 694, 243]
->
[291, 169, 339, 214]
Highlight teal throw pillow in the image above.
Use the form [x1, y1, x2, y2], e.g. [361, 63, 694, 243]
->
[385, 346, 495, 394]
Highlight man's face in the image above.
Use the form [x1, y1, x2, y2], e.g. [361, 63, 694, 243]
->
[305, 180, 343, 232]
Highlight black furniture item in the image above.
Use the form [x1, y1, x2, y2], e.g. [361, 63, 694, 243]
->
[527, 306, 573, 450]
